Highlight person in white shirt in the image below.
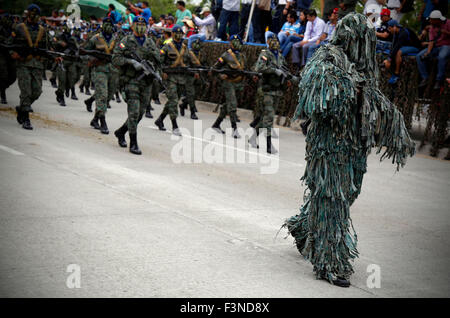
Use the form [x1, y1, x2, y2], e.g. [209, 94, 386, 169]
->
[306, 7, 338, 60]
[217, 0, 240, 40]
[387, 0, 405, 22]
[188, 7, 217, 48]
[292, 9, 326, 66]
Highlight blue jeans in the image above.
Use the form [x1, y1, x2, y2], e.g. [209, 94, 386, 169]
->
[187, 34, 206, 49]
[281, 35, 302, 57]
[306, 40, 328, 60]
[217, 9, 239, 41]
[416, 45, 450, 82]
[278, 32, 288, 47]
[399, 46, 419, 56]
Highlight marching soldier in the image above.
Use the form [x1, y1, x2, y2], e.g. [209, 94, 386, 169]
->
[250, 31, 293, 154]
[210, 34, 246, 139]
[0, 13, 16, 105]
[10, 4, 49, 130]
[154, 25, 189, 136]
[52, 22, 79, 106]
[83, 17, 117, 134]
[112, 16, 161, 155]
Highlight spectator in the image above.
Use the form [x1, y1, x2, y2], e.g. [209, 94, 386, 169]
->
[306, 7, 339, 60]
[165, 15, 175, 28]
[296, 0, 314, 14]
[58, 9, 66, 23]
[272, 0, 293, 34]
[363, 0, 385, 15]
[416, 10, 450, 89]
[253, 0, 272, 43]
[163, 30, 173, 44]
[127, 1, 152, 23]
[365, 3, 382, 26]
[211, 0, 223, 23]
[376, 8, 393, 53]
[239, 0, 253, 38]
[383, 20, 421, 84]
[386, 0, 405, 22]
[182, 17, 196, 37]
[155, 15, 165, 27]
[175, 1, 192, 27]
[279, 11, 306, 57]
[108, 4, 122, 24]
[321, 0, 339, 22]
[292, 9, 326, 66]
[189, 7, 217, 48]
[125, 7, 135, 26]
[337, 0, 357, 18]
[217, 0, 240, 41]
[149, 16, 155, 27]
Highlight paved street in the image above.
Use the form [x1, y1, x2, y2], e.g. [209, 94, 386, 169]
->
[0, 78, 449, 297]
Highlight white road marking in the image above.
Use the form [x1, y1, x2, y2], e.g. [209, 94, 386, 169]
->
[0, 144, 24, 156]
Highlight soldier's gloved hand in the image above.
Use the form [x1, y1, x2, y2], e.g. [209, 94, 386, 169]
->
[127, 59, 144, 71]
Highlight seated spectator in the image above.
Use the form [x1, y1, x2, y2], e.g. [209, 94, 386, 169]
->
[376, 8, 393, 54]
[175, 1, 192, 26]
[291, 9, 325, 66]
[278, 11, 306, 57]
[155, 14, 165, 27]
[189, 7, 217, 48]
[306, 7, 339, 60]
[416, 10, 450, 89]
[217, 0, 240, 41]
[165, 15, 175, 28]
[182, 17, 196, 37]
[383, 20, 421, 84]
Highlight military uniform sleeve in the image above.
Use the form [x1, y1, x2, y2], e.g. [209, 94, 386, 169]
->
[112, 37, 129, 66]
[212, 52, 226, 69]
[253, 51, 276, 74]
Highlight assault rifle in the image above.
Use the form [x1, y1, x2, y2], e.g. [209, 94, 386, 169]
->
[130, 51, 165, 88]
[162, 66, 262, 78]
[278, 65, 300, 84]
[0, 44, 82, 62]
[79, 48, 112, 62]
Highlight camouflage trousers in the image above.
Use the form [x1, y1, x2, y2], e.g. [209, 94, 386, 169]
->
[162, 76, 185, 120]
[17, 65, 43, 112]
[81, 64, 91, 87]
[253, 85, 264, 119]
[122, 80, 151, 134]
[56, 62, 78, 95]
[110, 66, 120, 98]
[0, 53, 16, 89]
[256, 90, 282, 137]
[184, 75, 200, 112]
[151, 80, 160, 100]
[218, 81, 242, 123]
[92, 69, 114, 116]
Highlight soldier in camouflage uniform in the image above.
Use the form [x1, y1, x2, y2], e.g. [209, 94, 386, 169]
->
[112, 16, 161, 155]
[0, 13, 16, 104]
[250, 31, 292, 154]
[154, 25, 189, 136]
[80, 24, 99, 96]
[211, 34, 246, 139]
[10, 4, 49, 130]
[52, 22, 79, 106]
[83, 17, 117, 134]
[179, 38, 204, 120]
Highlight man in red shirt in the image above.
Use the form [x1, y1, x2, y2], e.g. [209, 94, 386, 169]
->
[416, 10, 450, 89]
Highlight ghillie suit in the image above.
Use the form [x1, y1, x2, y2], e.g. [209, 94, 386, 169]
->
[283, 13, 416, 286]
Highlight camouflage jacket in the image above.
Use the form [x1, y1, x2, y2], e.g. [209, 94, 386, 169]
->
[213, 48, 246, 83]
[11, 22, 49, 69]
[84, 32, 117, 72]
[253, 49, 288, 91]
[112, 34, 161, 84]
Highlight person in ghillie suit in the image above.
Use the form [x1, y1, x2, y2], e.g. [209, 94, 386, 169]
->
[283, 13, 416, 288]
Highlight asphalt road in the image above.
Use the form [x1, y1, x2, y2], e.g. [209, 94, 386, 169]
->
[0, 77, 449, 297]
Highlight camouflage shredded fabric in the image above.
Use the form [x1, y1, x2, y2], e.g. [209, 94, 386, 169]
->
[283, 13, 416, 282]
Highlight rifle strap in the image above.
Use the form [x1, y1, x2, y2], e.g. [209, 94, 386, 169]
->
[168, 41, 186, 67]
[227, 49, 244, 70]
[97, 34, 115, 54]
[19, 23, 44, 48]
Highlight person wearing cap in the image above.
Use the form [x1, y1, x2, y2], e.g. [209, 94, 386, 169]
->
[383, 19, 421, 85]
[182, 17, 196, 37]
[321, 0, 339, 22]
[10, 4, 49, 130]
[164, 16, 175, 29]
[416, 10, 450, 89]
[112, 15, 161, 155]
[175, 1, 192, 27]
[249, 31, 292, 154]
[364, 3, 382, 26]
[189, 7, 217, 49]
[127, 1, 152, 23]
[210, 34, 246, 138]
[82, 16, 118, 135]
[375, 8, 393, 54]
[154, 25, 189, 136]
[306, 7, 339, 61]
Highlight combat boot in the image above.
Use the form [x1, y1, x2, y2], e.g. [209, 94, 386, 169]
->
[212, 117, 225, 134]
[85, 87, 91, 95]
[114, 124, 128, 148]
[153, 98, 161, 105]
[79, 84, 84, 93]
[190, 111, 198, 120]
[115, 92, 121, 103]
[71, 87, 78, 100]
[50, 78, 57, 88]
[99, 116, 109, 134]
[90, 114, 100, 129]
[15, 106, 24, 124]
[155, 113, 167, 131]
[249, 116, 260, 128]
[84, 96, 94, 112]
[107, 102, 111, 109]
[42, 71, 47, 80]
[129, 133, 142, 155]
[248, 129, 259, 148]
[171, 118, 182, 136]
[179, 100, 186, 117]
[21, 112, 33, 130]
[55, 91, 66, 106]
[266, 136, 278, 155]
[1, 89, 7, 104]
[231, 122, 240, 139]
[65, 88, 70, 98]
[145, 105, 153, 118]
